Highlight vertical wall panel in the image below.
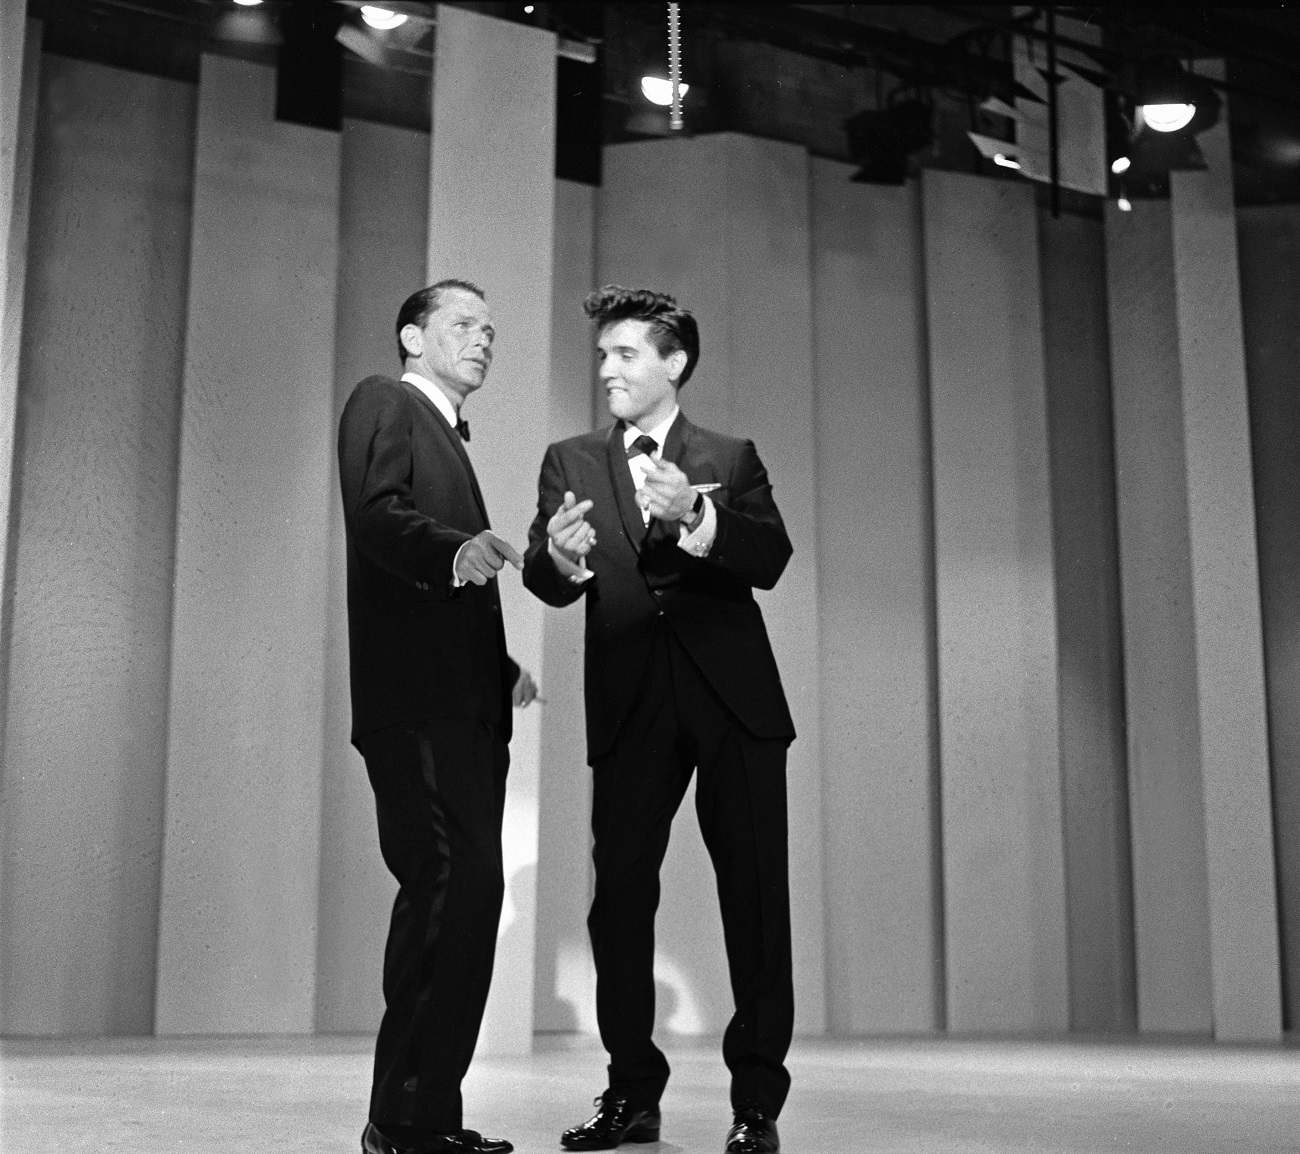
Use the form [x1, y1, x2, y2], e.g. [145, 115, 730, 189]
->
[1105, 200, 1213, 1034]
[1039, 210, 1135, 1033]
[0, 12, 38, 660]
[314, 119, 429, 1033]
[923, 169, 1068, 1033]
[599, 133, 826, 1036]
[1240, 202, 1300, 1032]
[1169, 82, 1281, 1042]
[810, 160, 941, 1034]
[425, 3, 556, 1057]
[0, 57, 193, 1035]
[154, 55, 339, 1034]
[534, 177, 598, 1035]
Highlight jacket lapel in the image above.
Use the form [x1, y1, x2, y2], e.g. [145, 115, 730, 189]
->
[606, 423, 648, 548]
[402, 380, 491, 527]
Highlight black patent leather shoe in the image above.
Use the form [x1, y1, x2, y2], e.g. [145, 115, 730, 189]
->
[724, 1106, 779, 1153]
[362, 1120, 514, 1154]
[560, 1094, 661, 1150]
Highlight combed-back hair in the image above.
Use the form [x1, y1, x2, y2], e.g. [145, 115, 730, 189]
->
[583, 285, 700, 386]
[395, 279, 486, 362]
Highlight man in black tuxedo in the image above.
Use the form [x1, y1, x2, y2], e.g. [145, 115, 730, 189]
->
[338, 279, 534, 1154]
[523, 286, 795, 1154]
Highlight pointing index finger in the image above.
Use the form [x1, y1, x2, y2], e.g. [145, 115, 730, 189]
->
[484, 530, 525, 570]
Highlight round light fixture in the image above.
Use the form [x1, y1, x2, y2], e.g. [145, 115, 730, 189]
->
[233, 0, 263, 6]
[1139, 103, 1196, 133]
[1111, 156, 1131, 175]
[641, 76, 689, 107]
[361, 5, 408, 30]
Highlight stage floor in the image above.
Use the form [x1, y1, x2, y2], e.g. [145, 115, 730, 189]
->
[2, 1032, 1297, 1153]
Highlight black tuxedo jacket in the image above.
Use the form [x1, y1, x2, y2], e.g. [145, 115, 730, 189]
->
[338, 374, 517, 746]
[523, 411, 795, 762]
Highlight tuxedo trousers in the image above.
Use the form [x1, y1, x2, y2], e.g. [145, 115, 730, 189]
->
[589, 622, 794, 1117]
[359, 718, 509, 1135]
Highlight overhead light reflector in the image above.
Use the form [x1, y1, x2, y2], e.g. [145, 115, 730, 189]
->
[233, 0, 263, 6]
[361, 5, 408, 30]
[641, 77, 689, 107]
[1139, 104, 1196, 134]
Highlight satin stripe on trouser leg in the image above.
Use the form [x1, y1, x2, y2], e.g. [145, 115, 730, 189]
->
[360, 718, 508, 1135]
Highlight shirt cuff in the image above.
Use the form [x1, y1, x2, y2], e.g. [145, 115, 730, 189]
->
[677, 495, 717, 558]
[451, 540, 471, 588]
[548, 538, 594, 583]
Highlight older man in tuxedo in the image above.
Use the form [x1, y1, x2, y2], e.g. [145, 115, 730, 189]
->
[523, 286, 795, 1154]
[338, 279, 534, 1154]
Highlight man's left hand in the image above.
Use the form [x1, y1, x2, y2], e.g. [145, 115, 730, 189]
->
[512, 668, 540, 708]
[640, 460, 697, 523]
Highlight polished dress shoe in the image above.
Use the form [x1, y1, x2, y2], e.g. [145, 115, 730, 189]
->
[560, 1094, 661, 1150]
[362, 1120, 514, 1154]
[724, 1106, 779, 1153]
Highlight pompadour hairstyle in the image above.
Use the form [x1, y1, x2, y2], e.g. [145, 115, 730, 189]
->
[395, 279, 486, 362]
[583, 285, 700, 386]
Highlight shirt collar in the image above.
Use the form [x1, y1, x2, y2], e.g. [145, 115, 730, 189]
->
[401, 371, 459, 430]
[622, 405, 681, 454]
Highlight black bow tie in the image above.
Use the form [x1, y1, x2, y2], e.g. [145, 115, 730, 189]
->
[455, 418, 470, 442]
[627, 434, 658, 459]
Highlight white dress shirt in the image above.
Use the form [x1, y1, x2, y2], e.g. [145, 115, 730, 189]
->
[551, 407, 718, 582]
[402, 371, 472, 586]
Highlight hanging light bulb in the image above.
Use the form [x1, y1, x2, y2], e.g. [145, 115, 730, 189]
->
[1138, 104, 1196, 133]
[1111, 156, 1131, 175]
[641, 76, 689, 106]
[360, 6, 408, 30]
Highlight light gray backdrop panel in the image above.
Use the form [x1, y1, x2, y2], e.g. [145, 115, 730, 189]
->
[1239, 202, 1300, 1033]
[314, 118, 429, 1033]
[1038, 209, 1135, 1033]
[1104, 200, 1213, 1034]
[923, 169, 1068, 1033]
[1169, 88, 1281, 1041]
[811, 160, 942, 1034]
[154, 54, 339, 1034]
[0, 57, 194, 1035]
[533, 177, 598, 1036]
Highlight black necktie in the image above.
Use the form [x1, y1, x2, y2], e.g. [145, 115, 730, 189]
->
[455, 418, 470, 443]
[627, 434, 658, 459]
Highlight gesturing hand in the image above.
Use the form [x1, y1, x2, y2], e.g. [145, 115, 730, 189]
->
[547, 490, 596, 565]
[512, 668, 540, 708]
[455, 530, 524, 586]
[640, 459, 696, 523]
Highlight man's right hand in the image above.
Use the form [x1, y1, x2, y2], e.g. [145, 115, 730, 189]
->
[455, 530, 524, 586]
[547, 490, 596, 566]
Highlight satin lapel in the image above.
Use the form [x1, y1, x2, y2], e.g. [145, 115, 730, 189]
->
[402, 380, 491, 527]
[606, 423, 647, 548]
[661, 409, 690, 470]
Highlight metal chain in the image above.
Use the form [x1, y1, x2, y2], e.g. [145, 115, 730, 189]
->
[668, 2, 683, 130]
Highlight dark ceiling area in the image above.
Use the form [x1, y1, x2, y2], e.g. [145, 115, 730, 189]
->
[24, 1, 1300, 207]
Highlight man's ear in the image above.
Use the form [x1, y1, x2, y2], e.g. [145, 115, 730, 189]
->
[666, 348, 688, 385]
[399, 323, 424, 360]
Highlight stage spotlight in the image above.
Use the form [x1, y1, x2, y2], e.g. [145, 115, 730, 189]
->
[641, 77, 688, 107]
[360, 6, 407, 30]
[1111, 156, 1131, 175]
[845, 100, 934, 185]
[1139, 104, 1195, 134]
[1132, 61, 1221, 137]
